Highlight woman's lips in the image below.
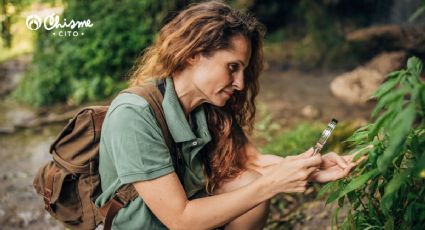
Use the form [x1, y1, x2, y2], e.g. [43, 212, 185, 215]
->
[222, 90, 233, 97]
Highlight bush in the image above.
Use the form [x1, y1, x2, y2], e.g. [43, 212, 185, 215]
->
[14, 0, 176, 106]
[319, 57, 425, 229]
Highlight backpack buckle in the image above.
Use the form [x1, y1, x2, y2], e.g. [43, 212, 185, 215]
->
[43, 189, 53, 212]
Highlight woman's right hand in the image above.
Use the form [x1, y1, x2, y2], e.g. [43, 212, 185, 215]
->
[262, 148, 322, 195]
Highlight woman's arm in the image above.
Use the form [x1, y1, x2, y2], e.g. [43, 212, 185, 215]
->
[245, 141, 362, 183]
[133, 150, 322, 230]
[133, 172, 272, 230]
[245, 142, 284, 175]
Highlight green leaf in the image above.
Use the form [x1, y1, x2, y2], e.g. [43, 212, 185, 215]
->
[352, 145, 373, 161]
[404, 202, 415, 223]
[372, 77, 399, 99]
[345, 130, 369, 144]
[377, 104, 416, 172]
[420, 85, 425, 112]
[368, 177, 379, 198]
[385, 70, 403, 79]
[371, 90, 406, 119]
[413, 152, 425, 177]
[327, 169, 379, 203]
[409, 6, 425, 22]
[338, 196, 345, 208]
[326, 189, 342, 204]
[331, 207, 340, 230]
[381, 172, 409, 216]
[369, 110, 395, 141]
[317, 181, 339, 198]
[384, 216, 394, 230]
[407, 56, 423, 76]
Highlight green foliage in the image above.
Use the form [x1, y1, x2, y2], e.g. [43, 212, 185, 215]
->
[262, 122, 325, 157]
[293, 0, 344, 68]
[409, 0, 425, 22]
[1, 0, 32, 48]
[319, 57, 425, 229]
[262, 119, 362, 158]
[13, 0, 176, 106]
[253, 102, 281, 143]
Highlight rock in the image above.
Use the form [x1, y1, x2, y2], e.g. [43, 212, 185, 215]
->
[365, 51, 406, 75]
[330, 51, 407, 104]
[16, 211, 35, 227]
[0, 126, 15, 134]
[330, 67, 383, 104]
[346, 24, 425, 53]
[301, 105, 321, 119]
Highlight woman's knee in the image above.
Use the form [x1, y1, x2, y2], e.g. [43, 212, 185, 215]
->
[214, 170, 270, 230]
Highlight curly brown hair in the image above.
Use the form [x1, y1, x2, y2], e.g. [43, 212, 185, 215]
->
[128, 0, 265, 194]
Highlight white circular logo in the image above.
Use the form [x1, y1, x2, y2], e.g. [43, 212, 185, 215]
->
[26, 15, 42, 30]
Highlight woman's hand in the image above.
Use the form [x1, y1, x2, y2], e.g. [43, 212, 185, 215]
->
[309, 152, 364, 183]
[261, 148, 322, 194]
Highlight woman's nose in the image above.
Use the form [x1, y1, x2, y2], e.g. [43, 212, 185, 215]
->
[232, 72, 244, 91]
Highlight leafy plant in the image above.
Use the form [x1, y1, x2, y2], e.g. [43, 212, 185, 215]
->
[13, 0, 177, 106]
[319, 57, 425, 229]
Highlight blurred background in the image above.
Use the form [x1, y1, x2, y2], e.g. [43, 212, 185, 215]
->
[0, 0, 424, 229]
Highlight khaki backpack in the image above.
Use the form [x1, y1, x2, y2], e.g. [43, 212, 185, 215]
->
[33, 82, 184, 230]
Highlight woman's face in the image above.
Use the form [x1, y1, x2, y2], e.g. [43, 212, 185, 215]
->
[189, 35, 252, 107]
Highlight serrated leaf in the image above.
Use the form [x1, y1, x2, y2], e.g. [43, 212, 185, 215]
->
[409, 6, 425, 22]
[381, 171, 408, 214]
[372, 77, 399, 99]
[413, 152, 425, 177]
[345, 130, 368, 143]
[420, 85, 425, 111]
[317, 181, 339, 198]
[352, 145, 373, 161]
[327, 169, 379, 203]
[326, 190, 342, 204]
[407, 56, 423, 75]
[384, 216, 394, 230]
[371, 90, 406, 119]
[377, 104, 416, 172]
[338, 196, 345, 208]
[385, 70, 402, 79]
[369, 110, 395, 141]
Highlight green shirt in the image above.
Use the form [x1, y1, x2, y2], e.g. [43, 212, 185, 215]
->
[95, 77, 212, 229]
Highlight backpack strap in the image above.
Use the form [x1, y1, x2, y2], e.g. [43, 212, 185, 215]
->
[124, 82, 175, 154]
[100, 81, 184, 230]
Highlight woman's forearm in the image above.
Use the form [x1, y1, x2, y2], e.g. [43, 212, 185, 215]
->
[178, 176, 272, 229]
[245, 142, 284, 175]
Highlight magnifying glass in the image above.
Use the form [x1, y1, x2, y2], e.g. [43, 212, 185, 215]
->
[313, 118, 338, 155]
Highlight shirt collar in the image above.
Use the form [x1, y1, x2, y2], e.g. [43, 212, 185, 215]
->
[162, 77, 209, 143]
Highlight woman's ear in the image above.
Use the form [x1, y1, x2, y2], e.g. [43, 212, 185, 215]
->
[186, 54, 200, 66]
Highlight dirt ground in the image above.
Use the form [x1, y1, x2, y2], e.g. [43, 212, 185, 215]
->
[257, 69, 374, 127]
[0, 57, 374, 229]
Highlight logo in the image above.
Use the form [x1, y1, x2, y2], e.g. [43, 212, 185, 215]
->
[25, 13, 93, 37]
[26, 15, 42, 30]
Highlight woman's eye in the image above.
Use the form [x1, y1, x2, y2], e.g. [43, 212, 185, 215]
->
[229, 63, 239, 73]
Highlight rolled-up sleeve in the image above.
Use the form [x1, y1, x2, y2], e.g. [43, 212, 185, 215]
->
[104, 103, 174, 184]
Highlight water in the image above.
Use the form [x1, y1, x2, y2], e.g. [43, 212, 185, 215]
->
[0, 99, 65, 229]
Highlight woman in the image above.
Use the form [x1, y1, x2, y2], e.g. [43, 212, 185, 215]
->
[96, 1, 360, 229]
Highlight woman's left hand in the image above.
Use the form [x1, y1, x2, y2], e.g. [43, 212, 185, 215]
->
[309, 152, 363, 183]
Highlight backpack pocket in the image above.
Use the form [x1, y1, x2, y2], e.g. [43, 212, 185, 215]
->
[33, 161, 83, 226]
